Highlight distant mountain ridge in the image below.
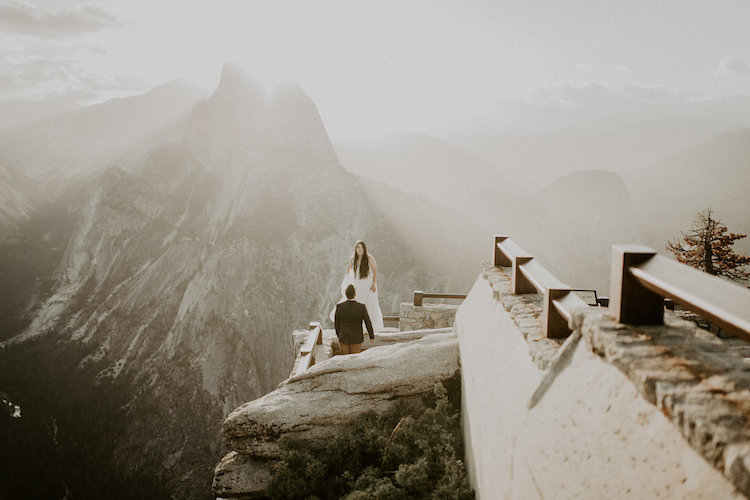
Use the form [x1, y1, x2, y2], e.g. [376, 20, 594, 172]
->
[0, 80, 205, 184]
[335, 132, 508, 203]
[337, 100, 750, 292]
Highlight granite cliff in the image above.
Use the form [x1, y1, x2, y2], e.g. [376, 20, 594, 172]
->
[0, 65, 478, 498]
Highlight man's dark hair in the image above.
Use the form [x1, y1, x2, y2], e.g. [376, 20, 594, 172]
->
[345, 284, 356, 299]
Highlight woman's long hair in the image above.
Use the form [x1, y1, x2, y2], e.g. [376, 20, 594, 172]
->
[352, 240, 370, 279]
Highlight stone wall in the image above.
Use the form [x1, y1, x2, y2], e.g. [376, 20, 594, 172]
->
[458, 263, 749, 499]
[399, 302, 459, 331]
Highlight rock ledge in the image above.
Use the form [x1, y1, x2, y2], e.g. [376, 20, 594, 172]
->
[214, 330, 460, 498]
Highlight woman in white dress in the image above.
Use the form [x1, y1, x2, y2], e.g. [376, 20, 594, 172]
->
[330, 240, 384, 332]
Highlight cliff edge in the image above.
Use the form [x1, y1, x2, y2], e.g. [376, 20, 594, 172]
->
[214, 329, 460, 498]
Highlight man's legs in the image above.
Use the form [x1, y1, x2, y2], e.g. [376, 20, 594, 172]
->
[339, 342, 362, 355]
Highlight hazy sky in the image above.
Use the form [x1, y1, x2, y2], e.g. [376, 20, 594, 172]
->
[2, 0, 750, 139]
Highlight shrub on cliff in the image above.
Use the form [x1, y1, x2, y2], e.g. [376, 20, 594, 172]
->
[267, 379, 474, 499]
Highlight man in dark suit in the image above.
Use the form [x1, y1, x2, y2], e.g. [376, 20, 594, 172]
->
[334, 284, 375, 354]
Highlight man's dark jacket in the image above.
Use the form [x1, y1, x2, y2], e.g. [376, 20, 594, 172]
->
[334, 299, 374, 345]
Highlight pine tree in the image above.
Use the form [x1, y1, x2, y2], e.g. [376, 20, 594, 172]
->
[667, 208, 750, 282]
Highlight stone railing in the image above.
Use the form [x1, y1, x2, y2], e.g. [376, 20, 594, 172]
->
[463, 262, 750, 498]
[381, 291, 466, 327]
[494, 235, 750, 340]
[399, 303, 457, 331]
[399, 290, 467, 331]
[471, 234, 750, 497]
[495, 235, 593, 338]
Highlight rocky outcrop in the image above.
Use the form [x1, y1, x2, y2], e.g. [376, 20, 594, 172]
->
[213, 452, 277, 499]
[214, 330, 460, 497]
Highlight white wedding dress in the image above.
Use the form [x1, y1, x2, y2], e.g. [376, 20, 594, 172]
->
[329, 268, 384, 333]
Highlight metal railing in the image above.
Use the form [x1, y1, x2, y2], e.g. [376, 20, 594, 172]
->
[292, 322, 322, 377]
[610, 245, 750, 341]
[413, 291, 467, 306]
[494, 235, 590, 338]
[493, 236, 750, 341]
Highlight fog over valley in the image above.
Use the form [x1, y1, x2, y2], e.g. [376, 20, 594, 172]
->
[337, 90, 750, 291]
[1, 2, 749, 498]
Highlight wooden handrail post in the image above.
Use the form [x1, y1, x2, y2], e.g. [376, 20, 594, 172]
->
[610, 245, 663, 325]
[514, 256, 536, 294]
[414, 291, 423, 306]
[494, 235, 511, 266]
[545, 288, 573, 338]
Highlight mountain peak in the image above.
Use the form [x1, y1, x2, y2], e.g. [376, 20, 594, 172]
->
[214, 63, 263, 100]
[270, 82, 309, 103]
[186, 67, 339, 171]
[266, 83, 338, 161]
